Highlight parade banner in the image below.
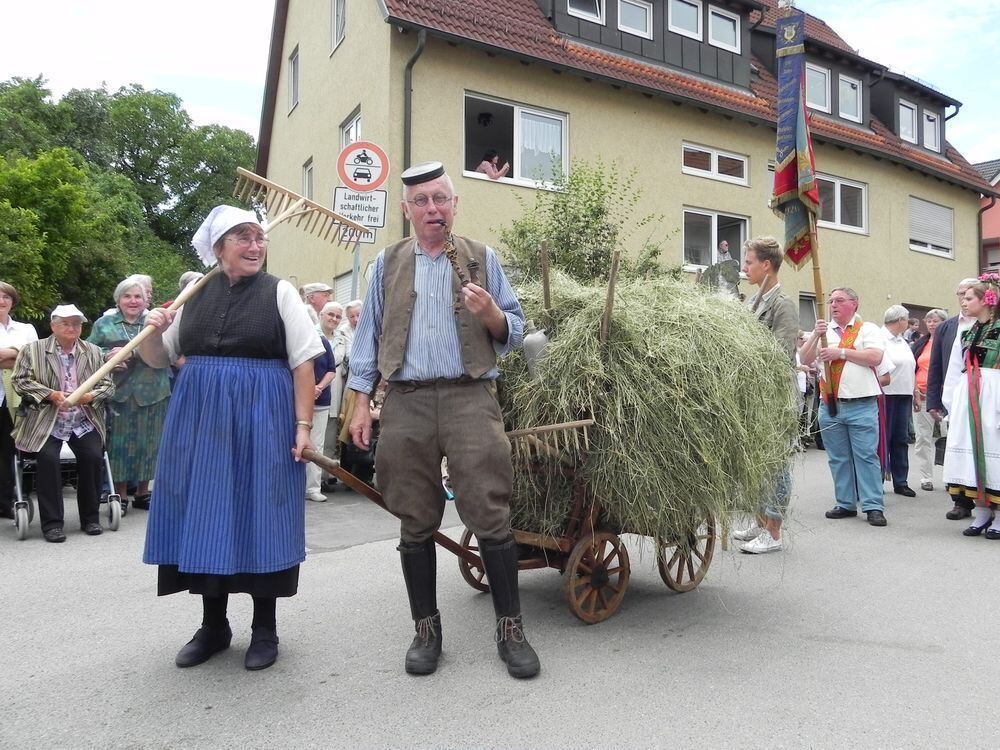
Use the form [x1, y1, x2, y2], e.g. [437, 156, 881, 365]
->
[771, 10, 819, 270]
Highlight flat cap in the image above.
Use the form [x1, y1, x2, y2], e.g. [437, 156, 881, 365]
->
[302, 282, 333, 295]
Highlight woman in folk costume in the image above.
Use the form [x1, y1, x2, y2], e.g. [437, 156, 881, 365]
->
[138, 205, 322, 670]
[943, 274, 1000, 538]
[800, 287, 888, 526]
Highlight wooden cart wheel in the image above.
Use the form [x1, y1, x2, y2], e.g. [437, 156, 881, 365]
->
[458, 528, 490, 592]
[563, 532, 630, 624]
[658, 518, 716, 593]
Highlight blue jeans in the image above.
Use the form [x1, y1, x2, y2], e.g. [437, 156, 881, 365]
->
[762, 466, 792, 521]
[818, 399, 884, 512]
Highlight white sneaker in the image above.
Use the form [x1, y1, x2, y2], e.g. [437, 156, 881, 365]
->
[732, 524, 762, 542]
[741, 531, 782, 554]
[306, 492, 327, 503]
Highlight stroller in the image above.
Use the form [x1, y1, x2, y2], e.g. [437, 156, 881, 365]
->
[10, 443, 123, 541]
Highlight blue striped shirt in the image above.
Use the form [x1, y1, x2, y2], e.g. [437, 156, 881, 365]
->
[347, 244, 524, 393]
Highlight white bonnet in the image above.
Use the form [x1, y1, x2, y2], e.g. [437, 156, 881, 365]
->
[191, 205, 262, 266]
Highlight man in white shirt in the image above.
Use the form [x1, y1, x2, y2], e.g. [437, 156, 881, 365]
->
[880, 305, 918, 497]
[800, 287, 888, 526]
[0, 281, 39, 518]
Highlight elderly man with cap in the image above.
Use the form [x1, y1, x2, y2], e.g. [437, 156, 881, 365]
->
[347, 161, 539, 679]
[11, 304, 114, 542]
[302, 282, 334, 325]
[139, 204, 322, 671]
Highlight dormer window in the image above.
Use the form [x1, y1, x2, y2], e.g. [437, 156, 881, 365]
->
[619, 0, 653, 39]
[708, 6, 740, 53]
[805, 63, 831, 113]
[899, 100, 918, 143]
[838, 74, 862, 123]
[923, 111, 941, 152]
[668, 0, 702, 41]
[568, 0, 605, 23]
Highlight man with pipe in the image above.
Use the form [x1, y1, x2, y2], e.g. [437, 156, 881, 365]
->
[347, 161, 539, 679]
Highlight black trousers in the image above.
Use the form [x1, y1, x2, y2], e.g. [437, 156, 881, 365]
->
[884, 395, 912, 488]
[0, 407, 14, 509]
[32, 431, 103, 531]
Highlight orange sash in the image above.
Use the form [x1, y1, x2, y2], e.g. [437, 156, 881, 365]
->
[820, 323, 860, 405]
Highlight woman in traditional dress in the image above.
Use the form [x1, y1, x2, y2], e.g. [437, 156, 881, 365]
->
[138, 205, 322, 670]
[88, 276, 171, 510]
[942, 275, 1000, 537]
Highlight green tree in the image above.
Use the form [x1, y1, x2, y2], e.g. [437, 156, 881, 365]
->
[57, 86, 114, 169]
[498, 159, 671, 283]
[0, 200, 48, 319]
[0, 76, 67, 158]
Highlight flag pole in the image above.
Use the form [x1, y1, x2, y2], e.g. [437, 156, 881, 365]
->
[808, 212, 836, 415]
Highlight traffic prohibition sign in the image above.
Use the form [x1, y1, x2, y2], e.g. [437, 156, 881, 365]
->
[337, 141, 390, 192]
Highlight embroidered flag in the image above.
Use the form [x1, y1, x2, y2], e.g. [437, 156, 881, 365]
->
[770, 10, 820, 270]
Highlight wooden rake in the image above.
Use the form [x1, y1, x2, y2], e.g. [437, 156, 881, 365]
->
[65, 170, 368, 406]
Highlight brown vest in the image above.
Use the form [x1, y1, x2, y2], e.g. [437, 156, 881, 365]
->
[377, 236, 497, 380]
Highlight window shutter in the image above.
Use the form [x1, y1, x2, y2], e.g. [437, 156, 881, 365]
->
[335, 272, 353, 302]
[909, 196, 953, 249]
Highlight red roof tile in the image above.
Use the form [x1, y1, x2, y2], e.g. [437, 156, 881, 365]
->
[375, 0, 993, 195]
[751, 0, 856, 54]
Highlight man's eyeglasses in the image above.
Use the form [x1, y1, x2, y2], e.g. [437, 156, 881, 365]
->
[828, 297, 853, 305]
[404, 194, 453, 208]
[227, 234, 269, 249]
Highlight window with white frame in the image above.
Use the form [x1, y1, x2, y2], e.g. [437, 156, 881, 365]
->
[708, 6, 740, 53]
[909, 196, 953, 257]
[341, 110, 361, 148]
[568, 0, 605, 23]
[838, 74, 862, 123]
[816, 173, 866, 233]
[682, 143, 748, 185]
[618, 0, 652, 38]
[899, 100, 918, 143]
[923, 111, 941, 152]
[302, 158, 314, 200]
[332, 0, 346, 50]
[682, 208, 748, 267]
[288, 47, 300, 111]
[668, 0, 702, 40]
[464, 94, 567, 185]
[805, 63, 830, 113]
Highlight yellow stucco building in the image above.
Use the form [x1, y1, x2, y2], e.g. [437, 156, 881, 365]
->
[257, 0, 995, 324]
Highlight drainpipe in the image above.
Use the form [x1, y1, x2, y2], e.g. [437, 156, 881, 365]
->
[979, 196, 996, 275]
[402, 29, 428, 238]
[944, 102, 961, 121]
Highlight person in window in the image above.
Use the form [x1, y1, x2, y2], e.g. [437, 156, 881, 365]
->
[800, 287, 888, 527]
[138, 205, 322, 671]
[11, 305, 114, 542]
[717, 240, 733, 262]
[475, 149, 510, 181]
[942, 276, 1000, 538]
[0, 281, 38, 520]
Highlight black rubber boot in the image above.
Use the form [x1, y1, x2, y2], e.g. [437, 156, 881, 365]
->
[479, 535, 540, 679]
[399, 539, 441, 675]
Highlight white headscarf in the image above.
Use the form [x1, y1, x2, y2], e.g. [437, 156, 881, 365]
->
[191, 205, 262, 266]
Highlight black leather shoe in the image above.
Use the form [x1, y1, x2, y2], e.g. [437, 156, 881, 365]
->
[825, 507, 858, 519]
[0, 504, 14, 520]
[866, 510, 888, 527]
[946, 504, 973, 520]
[83, 522, 103, 536]
[495, 615, 540, 679]
[132, 494, 151, 510]
[405, 612, 442, 675]
[175, 622, 233, 668]
[244, 627, 279, 671]
[43, 527, 67, 543]
[893, 485, 917, 497]
[986, 528, 1000, 540]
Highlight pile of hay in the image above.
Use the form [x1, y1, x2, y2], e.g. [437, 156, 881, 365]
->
[500, 272, 799, 540]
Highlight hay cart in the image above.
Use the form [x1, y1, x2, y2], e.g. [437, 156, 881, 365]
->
[302, 247, 719, 626]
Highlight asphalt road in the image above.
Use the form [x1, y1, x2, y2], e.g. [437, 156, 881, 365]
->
[1, 449, 993, 749]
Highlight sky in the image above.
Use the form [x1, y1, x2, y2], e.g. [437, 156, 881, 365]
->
[2, 0, 997, 164]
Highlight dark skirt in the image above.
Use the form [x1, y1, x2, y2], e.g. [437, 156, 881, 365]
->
[157, 564, 300, 597]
